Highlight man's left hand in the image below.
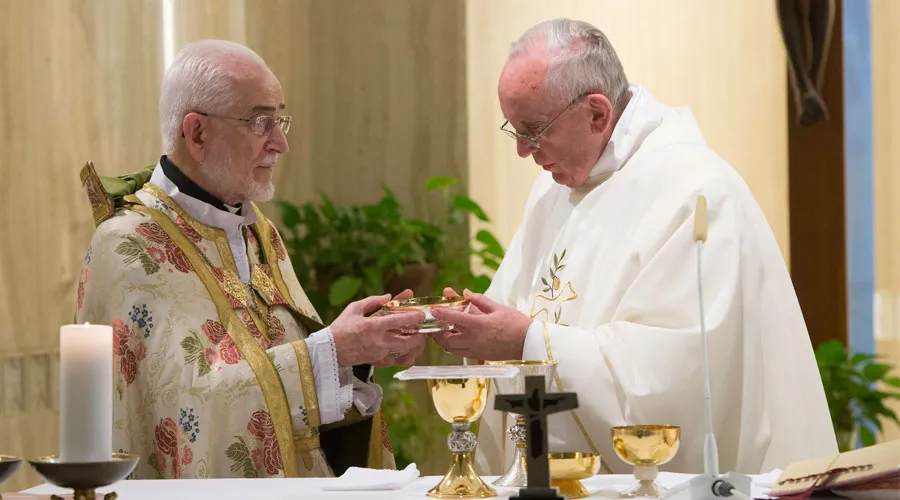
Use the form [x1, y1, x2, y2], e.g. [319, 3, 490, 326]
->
[371, 289, 426, 367]
[430, 290, 532, 361]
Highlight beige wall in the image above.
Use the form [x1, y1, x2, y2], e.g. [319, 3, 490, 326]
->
[871, 0, 900, 443]
[466, 0, 791, 262]
[0, 0, 163, 491]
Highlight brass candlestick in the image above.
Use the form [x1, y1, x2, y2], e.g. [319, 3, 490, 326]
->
[486, 360, 558, 488]
[28, 453, 139, 500]
[611, 425, 681, 498]
[427, 377, 495, 499]
[0, 456, 23, 500]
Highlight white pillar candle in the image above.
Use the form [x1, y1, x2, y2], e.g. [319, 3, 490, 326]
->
[59, 323, 113, 462]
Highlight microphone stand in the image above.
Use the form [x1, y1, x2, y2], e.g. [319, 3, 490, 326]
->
[660, 196, 752, 500]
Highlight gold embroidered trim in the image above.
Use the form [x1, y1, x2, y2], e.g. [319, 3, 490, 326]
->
[80, 161, 115, 227]
[142, 183, 240, 278]
[542, 322, 613, 474]
[128, 201, 299, 478]
[292, 339, 321, 471]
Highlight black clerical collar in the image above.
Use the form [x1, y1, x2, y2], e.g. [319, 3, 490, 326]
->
[159, 156, 241, 213]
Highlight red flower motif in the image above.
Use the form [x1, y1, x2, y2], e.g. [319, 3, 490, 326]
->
[268, 314, 285, 346]
[112, 319, 130, 356]
[121, 349, 138, 385]
[247, 410, 276, 442]
[147, 247, 166, 263]
[155, 418, 179, 458]
[204, 348, 218, 366]
[165, 243, 192, 273]
[136, 342, 147, 362]
[181, 445, 193, 465]
[218, 336, 242, 365]
[175, 216, 203, 244]
[136, 222, 171, 245]
[270, 225, 286, 261]
[251, 447, 263, 471]
[242, 311, 270, 349]
[201, 320, 227, 345]
[262, 438, 283, 475]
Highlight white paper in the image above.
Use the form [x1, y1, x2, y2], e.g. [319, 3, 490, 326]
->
[319, 463, 421, 491]
[394, 365, 518, 380]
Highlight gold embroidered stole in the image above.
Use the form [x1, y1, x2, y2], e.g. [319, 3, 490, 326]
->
[124, 193, 314, 478]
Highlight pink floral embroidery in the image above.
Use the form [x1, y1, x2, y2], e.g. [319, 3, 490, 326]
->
[269, 225, 286, 261]
[136, 222, 171, 245]
[219, 336, 242, 365]
[268, 314, 285, 346]
[247, 410, 282, 475]
[147, 247, 166, 263]
[204, 348, 218, 366]
[175, 216, 202, 244]
[165, 243, 192, 273]
[111, 319, 146, 386]
[201, 320, 227, 345]
[76, 268, 89, 312]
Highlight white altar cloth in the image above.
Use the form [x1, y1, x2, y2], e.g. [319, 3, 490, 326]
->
[21, 471, 784, 499]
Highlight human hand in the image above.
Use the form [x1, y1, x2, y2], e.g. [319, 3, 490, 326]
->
[331, 292, 426, 367]
[370, 289, 427, 367]
[430, 289, 532, 361]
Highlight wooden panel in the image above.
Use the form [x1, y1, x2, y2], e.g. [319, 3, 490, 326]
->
[465, 0, 791, 262]
[787, 1, 847, 349]
[0, 0, 162, 491]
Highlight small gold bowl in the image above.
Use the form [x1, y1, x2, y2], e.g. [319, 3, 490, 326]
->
[548, 452, 601, 499]
[382, 296, 470, 334]
[611, 425, 680, 498]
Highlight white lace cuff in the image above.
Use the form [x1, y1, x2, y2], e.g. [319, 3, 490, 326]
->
[304, 327, 344, 425]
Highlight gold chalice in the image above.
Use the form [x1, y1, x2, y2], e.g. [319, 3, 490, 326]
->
[382, 296, 470, 334]
[427, 377, 495, 499]
[548, 452, 602, 499]
[486, 360, 558, 487]
[611, 425, 680, 498]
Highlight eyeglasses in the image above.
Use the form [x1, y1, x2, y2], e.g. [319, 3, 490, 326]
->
[499, 92, 589, 149]
[198, 112, 292, 136]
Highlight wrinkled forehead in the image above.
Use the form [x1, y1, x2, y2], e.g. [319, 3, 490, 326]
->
[227, 66, 286, 116]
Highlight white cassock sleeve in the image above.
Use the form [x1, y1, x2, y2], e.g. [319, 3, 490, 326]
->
[305, 329, 381, 425]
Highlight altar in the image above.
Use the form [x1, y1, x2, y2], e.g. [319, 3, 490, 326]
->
[16, 471, 785, 500]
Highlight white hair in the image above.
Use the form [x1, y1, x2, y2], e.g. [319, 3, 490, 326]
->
[159, 39, 268, 154]
[510, 19, 629, 113]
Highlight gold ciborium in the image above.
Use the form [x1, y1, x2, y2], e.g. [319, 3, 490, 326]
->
[611, 425, 680, 498]
[548, 452, 602, 499]
[382, 296, 470, 334]
[486, 360, 558, 487]
[427, 377, 494, 499]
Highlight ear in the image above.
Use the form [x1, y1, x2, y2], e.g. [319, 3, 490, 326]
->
[587, 94, 614, 135]
[182, 113, 209, 163]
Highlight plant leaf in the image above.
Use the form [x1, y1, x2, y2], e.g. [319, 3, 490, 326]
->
[852, 353, 878, 366]
[273, 199, 301, 228]
[225, 437, 258, 478]
[863, 363, 892, 381]
[482, 257, 501, 271]
[859, 424, 876, 447]
[138, 252, 160, 275]
[453, 195, 489, 222]
[475, 230, 504, 258]
[471, 275, 492, 294]
[884, 377, 900, 388]
[426, 176, 459, 191]
[329, 276, 363, 306]
[815, 340, 847, 365]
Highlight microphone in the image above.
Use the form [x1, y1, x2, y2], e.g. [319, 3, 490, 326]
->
[661, 196, 751, 500]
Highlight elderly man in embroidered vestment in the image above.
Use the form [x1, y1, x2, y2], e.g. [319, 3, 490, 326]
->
[75, 39, 425, 479]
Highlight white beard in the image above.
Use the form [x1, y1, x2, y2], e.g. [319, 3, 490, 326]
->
[200, 149, 276, 203]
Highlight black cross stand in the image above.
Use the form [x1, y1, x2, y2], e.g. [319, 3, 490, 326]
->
[494, 374, 579, 500]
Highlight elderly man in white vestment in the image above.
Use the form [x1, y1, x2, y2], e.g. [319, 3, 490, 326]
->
[76, 39, 427, 479]
[432, 19, 837, 475]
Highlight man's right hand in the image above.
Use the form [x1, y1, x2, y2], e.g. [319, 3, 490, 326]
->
[331, 294, 426, 367]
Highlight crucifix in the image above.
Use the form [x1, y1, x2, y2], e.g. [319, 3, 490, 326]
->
[495, 375, 579, 500]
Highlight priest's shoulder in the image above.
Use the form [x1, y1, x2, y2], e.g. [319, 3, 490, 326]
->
[86, 206, 155, 246]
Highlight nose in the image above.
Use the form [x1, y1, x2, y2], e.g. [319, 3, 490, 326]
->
[516, 138, 538, 158]
[267, 127, 289, 154]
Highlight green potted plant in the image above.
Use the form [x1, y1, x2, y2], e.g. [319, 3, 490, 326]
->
[814, 340, 900, 451]
[272, 176, 505, 469]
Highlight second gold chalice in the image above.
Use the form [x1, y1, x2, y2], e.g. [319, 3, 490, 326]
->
[611, 425, 680, 498]
[428, 376, 494, 498]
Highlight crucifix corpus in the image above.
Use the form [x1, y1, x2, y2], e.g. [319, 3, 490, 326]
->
[494, 374, 579, 500]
